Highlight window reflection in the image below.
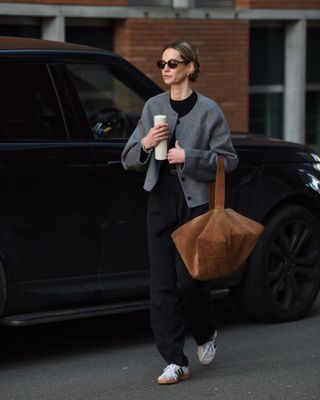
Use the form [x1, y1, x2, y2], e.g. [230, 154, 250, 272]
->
[66, 64, 144, 139]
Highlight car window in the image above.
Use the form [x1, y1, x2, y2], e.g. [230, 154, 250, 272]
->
[0, 64, 67, 140]
[66, 63, 144, 139]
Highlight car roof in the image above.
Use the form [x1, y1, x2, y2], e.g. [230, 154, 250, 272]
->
[0, 36, 118, 57]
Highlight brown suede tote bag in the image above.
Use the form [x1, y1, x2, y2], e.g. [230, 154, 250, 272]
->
[171, 156, 264, 281]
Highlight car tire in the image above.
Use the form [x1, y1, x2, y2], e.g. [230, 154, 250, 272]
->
[0, 261, 6, 315]
[234, 204, 320, 322]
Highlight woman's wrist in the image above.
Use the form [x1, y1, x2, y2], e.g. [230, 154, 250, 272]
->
[141, 137, 153, 153]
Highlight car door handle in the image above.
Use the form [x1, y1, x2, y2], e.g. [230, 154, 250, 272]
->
[107, 161, 123, 167]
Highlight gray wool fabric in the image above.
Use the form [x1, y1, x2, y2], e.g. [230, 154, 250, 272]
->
[121, 91, 238, 208]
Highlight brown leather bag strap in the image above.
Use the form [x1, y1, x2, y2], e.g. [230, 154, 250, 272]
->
[209, 155, 225, 210]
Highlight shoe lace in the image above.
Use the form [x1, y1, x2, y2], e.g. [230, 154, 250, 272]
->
[163, 363, 184, 379]
[203, 341, 213, 354]
[163, 364, 178, 375]
[201, 338, 216, 356]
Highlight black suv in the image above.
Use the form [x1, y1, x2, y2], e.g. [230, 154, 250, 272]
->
[0, 37, 319, 326]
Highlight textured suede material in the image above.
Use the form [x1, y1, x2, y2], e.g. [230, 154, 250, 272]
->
[171, 156, 264, 281]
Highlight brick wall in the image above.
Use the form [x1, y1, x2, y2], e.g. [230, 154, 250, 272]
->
[115, 19, 249, 132]
[236, 0, 250, 7]
[236, 0, 320, 8]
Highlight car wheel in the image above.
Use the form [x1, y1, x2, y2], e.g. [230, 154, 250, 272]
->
[0, 261, 6, 315]
[234, 204, 320, 322]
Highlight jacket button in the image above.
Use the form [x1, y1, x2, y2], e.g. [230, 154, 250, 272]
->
[187, 196, 191, 200]
[181, 177, 185, 181]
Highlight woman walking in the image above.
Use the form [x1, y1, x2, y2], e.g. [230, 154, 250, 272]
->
[122, 40, 238, 384]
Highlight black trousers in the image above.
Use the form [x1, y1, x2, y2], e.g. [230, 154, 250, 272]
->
[147, 171, 216, 366]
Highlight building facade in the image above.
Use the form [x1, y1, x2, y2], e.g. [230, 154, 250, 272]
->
[0, 0, 319, 144]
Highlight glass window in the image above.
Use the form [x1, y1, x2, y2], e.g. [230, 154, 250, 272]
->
[195, 0, 233, 7]
[0, 17, 41, 38]
[306, 91, 320, 146]
[307, 27, 320, 84]
[250, 93, 283, 139]
[0, 64, 67, 140]
[250, 26, 284, 86]
[128, 0, 171, 5]
[306, 26, 320, 146]
[249, 25, 285, 137]
[66, 20, 113, 50]
[66, 63, 144, 139]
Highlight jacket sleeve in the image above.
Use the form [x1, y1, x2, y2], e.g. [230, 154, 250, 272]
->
[121, 103, 152, 172]
[180, 107, 238, 181]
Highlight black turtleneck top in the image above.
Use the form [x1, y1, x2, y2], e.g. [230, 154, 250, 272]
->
[170, 90, 198, 118]
[169, 91, 198, 149]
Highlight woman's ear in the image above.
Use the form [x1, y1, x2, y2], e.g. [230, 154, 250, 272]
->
[187, 61, 195, 77]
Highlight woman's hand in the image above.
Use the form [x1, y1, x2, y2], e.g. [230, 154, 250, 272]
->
[167, 141, 185, 164]
[143, 124, 169, 149]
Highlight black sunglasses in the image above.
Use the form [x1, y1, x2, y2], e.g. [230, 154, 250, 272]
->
[156, 59, 186, 70]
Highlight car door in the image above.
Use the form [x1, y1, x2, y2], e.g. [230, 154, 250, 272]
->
[0, 61, 101, 311]
[63, 59, 160, 301]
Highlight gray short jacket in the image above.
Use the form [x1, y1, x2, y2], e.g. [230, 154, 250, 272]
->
[122, 91, 238, 208]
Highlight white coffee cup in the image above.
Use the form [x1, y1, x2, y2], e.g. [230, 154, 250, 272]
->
[154, 115, 168, 160]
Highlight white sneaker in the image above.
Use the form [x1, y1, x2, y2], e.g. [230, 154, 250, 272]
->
[157, 363, 190, 385]
[197, 330, 217, 365]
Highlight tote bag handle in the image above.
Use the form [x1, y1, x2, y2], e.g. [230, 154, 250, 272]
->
[209, 156, 225, 210]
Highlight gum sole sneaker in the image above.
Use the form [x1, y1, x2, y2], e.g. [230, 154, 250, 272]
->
[157, 364, 190, 385]
[198, 330, 217, 365]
